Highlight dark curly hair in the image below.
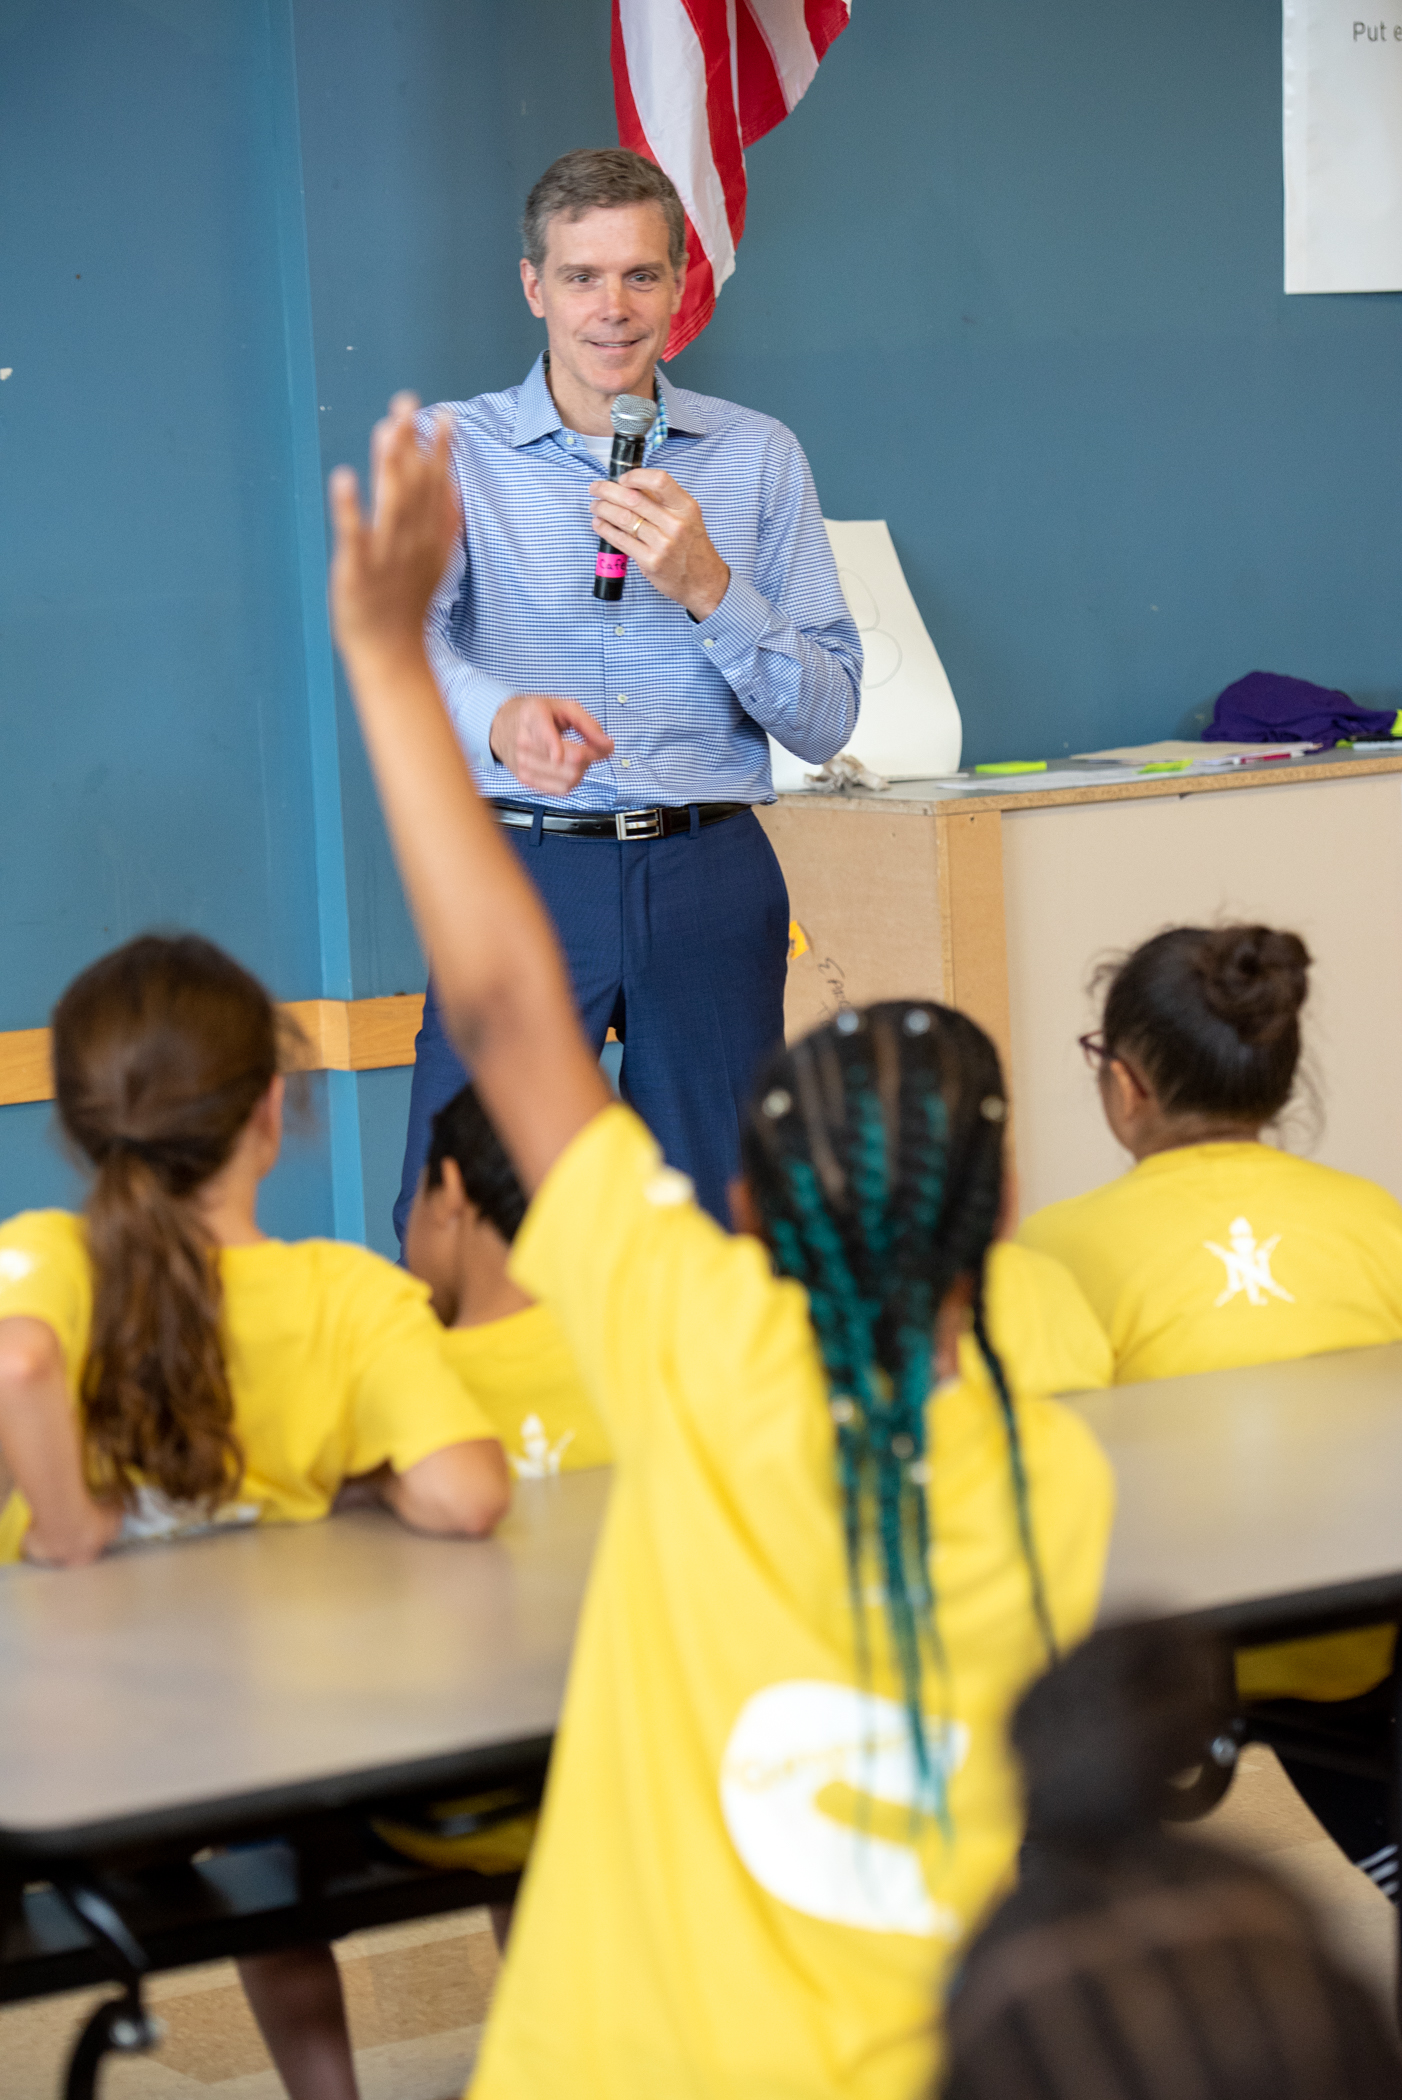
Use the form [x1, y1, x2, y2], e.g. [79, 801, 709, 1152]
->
[1099, 924, 1311, 1123]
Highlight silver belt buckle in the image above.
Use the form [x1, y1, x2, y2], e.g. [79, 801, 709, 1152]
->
[616, 808, 663, 841]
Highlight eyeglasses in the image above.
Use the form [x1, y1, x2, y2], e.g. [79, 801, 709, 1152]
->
[1078, 1032, 1148, 1098]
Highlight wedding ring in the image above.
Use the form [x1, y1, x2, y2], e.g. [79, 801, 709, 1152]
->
[632, 517, 643, 537]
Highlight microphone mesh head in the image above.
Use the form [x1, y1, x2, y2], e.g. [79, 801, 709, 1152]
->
[611, 393, 658, 439]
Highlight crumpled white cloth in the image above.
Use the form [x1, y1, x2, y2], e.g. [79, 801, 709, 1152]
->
[803, 752, 891, 795]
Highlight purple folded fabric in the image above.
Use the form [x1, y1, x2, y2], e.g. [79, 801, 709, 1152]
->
[1204, 670, 1398, 745]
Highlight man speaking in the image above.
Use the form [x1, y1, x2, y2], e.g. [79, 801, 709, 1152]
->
[394, 147, 861, 1236]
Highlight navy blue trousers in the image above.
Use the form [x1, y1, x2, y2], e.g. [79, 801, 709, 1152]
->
[392, 807, 789, 1244]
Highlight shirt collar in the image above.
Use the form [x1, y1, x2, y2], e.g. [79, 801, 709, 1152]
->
[655, 367, 707, 437]
[511, 353, 706, 451]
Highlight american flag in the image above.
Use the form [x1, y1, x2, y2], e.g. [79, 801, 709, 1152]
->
[611, 0, 853, 358]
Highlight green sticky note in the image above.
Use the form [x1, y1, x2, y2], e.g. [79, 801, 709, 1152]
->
[1138, 761, 1191, 774]
[973, 761, 1047, 775]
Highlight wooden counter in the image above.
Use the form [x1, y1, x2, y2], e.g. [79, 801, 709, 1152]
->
[756, 751, 1402, 1217]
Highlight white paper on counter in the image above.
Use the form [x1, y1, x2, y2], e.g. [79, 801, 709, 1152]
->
[768, 520, 962, 790]
[1284, 0, 1402, 292]
[1075, 739, 1317, 763]
[922, 767, 1143, 794]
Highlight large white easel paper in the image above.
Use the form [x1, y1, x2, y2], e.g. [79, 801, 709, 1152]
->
[768, 520, 962, 790]
[1284, 0, 1402, 292]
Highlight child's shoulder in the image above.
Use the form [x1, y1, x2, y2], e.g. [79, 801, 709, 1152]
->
[1018, 1173, 1130, 1254]
[982, 1240, 1113, 1394]
[1256, 1149, 1402, 1219]
[0, 1211, 92, 1348]
[0, 1208, 86, 1276]
[226, 1237, 435, 1320]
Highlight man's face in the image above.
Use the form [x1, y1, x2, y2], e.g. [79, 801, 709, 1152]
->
[520, 201, 683, 410]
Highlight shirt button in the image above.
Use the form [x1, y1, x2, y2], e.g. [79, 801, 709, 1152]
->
[703, 637, 715, 648]
[617, 693, 628, 705]
[621, 757, 631, 768]
[564, 433, 576, 446]
[614, 625, 625, 637]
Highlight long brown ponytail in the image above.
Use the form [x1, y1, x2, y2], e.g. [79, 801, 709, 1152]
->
[51, 934, 286, 1510]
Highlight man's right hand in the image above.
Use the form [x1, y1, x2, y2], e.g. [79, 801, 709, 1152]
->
[489, 694, 614, 796]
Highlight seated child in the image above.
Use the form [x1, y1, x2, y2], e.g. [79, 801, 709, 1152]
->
[1020, 923, 1402, 1891]
[404, 1080, 611, 1480]
[370, 1082, 611, 1903]
[0, 931, 510, 2100]
[324, 396, 1117, 2100]
[942, 1619, 1402, 2100]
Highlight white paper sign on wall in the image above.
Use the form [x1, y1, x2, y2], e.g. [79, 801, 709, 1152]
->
[768, 519, 963, 791]
[1284, 0, 1402, 292]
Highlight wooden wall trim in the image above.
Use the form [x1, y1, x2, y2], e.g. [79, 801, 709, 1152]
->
[0, 1030, 55, 1108]
[281, 995, 425, 1074]
[0, 996, 622, 1108]
[0, 995, 427, 1110]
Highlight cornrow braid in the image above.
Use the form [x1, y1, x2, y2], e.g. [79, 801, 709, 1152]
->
[741, 1001, 1054, 1816]
[971, 1301, 1057, 1662]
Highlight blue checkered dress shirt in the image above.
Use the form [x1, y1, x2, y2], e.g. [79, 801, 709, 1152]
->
[422, 356, 862, 811]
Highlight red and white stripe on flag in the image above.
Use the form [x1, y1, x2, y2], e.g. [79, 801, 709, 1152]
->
[611, 0, 852, 359]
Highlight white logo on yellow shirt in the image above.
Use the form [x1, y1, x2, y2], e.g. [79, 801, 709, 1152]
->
[720, 1681, 967, 1938]
[510, 1413, 576, 1479]
[0, 1248, 36, 1288]
[1204, 1217, 1295, 1309]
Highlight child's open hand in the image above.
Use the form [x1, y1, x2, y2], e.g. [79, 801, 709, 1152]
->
[329, 393, 459, 661]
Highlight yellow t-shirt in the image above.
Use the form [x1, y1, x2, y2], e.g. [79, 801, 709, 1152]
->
[0, 1209, 497, 1561]
[1020, 1142, 1402, 1701]
[971, 1240, 1113, 1398]
[440, 1307, 611, 1477]
[471, 1106, 1114, 2100]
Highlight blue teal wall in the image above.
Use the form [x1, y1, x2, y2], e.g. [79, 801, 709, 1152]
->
[5, 0, 1402, 1242]
[682, 0, 1402, 756]
[0, 0, 342, 1234]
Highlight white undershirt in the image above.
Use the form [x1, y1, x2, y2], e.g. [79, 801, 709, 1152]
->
[576, 431, 615, 469]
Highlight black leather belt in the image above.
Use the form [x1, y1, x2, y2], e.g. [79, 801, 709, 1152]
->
[491, 801, 749, 841]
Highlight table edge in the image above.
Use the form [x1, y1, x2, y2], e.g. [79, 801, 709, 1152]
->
[0, 1730, 556, 1863]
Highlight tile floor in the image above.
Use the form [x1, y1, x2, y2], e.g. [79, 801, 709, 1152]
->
[2, 1746, 1395, 2098]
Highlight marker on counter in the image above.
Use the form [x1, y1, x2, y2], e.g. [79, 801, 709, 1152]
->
[973, 761, 1047, 776]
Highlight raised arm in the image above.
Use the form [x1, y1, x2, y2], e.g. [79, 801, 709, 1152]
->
[328, 397, 612, 1193]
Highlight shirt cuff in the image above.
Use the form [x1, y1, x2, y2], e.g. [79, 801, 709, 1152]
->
[689, 572, 774, 683]
[442, 667, 517, 773]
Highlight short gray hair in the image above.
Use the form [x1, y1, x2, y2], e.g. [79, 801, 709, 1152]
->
[522, 149, 687, 276]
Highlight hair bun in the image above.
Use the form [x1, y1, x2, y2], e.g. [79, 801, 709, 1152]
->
[1012, 1622, 1230, 1842]
[1195, 925, 1310, 1049]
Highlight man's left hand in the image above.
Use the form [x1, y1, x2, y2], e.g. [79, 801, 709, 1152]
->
[589, 468, 730, 623]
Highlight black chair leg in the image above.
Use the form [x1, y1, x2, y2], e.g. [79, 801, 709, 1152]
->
[53, 1877, 162, 2099]
[63, 1984, 162, 2100]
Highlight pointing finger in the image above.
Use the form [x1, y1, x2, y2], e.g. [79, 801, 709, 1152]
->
[555, 701, 614, 756]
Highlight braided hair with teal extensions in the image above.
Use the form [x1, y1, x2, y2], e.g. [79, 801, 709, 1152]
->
[740, 1000, 1056, 1820]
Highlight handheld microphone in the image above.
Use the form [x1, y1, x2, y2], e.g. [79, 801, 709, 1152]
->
[593, 392, 659, 602]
